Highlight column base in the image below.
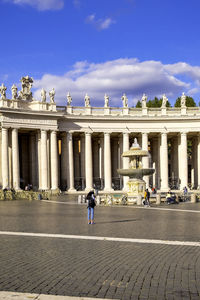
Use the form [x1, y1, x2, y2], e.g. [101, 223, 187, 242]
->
[103, 188, 114, 192]
[67, 188, 77, 193]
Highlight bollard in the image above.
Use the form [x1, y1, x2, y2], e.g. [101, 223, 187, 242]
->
[96, 195, 101, 205]
[191, 193, 196, 203]
[156, 194, 161, 205]
[78, 195, 82, 204]
[82, 195, 86, 203]
[137, 195, 142, 205]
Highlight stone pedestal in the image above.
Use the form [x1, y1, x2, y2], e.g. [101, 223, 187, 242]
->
[127, 178, 146, 205]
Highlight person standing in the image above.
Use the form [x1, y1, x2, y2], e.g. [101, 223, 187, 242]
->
[86, 190, 96, 224]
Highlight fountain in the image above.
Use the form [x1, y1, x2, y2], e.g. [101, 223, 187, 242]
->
[117, 138, 155, 205]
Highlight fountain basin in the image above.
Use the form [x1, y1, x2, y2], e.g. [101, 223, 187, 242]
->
[117, 168, 155, 178]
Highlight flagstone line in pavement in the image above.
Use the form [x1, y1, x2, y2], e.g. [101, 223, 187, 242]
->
[0, 291, 119, 300]
[0, 231, 200, 247]
[41, 199, 200, 213]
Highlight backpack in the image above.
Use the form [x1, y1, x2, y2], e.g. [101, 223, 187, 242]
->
[87, 194, 95, 208]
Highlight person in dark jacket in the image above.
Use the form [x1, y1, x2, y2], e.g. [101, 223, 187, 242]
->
[86, 190, 96, 224]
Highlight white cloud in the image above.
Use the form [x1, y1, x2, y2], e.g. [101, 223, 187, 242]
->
[7, 0, 64, 11]
[86, 14, 115, 30]
[32, 58, 199, 106]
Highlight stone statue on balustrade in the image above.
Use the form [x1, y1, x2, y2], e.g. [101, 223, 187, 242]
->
[67, 92, 72, 106]
[41, 88, 46, 102]
[0, 83, 7, 100]
[19, 76, 33, 101]
[162, 94, 168, 108]
[181, 92, 186, 107]
[121, 93, 128, 108]
[104, 94, 109, 107]
[85, 93, 90, 107]
[141, 93, 147, 108]
[49, 88, 55, 103]
[11, 84, 18, 100]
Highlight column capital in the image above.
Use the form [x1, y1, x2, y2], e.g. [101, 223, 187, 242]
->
[161, 132, 168, 137]
[41, 129, 47, 133]
[104, 132, 111, 136]
[180, 131, 188, 136]
[85, 131, 92, 136]
[122, 132, 129, 136]
[142, 131, 149, 136]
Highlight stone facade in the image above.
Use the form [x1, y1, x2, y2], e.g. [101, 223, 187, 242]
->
[1, 77, 200, 192]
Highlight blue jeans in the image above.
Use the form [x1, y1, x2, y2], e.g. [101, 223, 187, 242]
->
[88, 207, 94, 221]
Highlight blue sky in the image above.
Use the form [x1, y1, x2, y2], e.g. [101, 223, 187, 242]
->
[1, 0, 200, 106]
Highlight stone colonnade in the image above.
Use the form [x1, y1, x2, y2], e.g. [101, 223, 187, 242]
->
[1, 128, 200, 192]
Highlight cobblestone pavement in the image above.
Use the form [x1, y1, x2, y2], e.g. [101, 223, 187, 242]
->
[0, 199, 200, 299]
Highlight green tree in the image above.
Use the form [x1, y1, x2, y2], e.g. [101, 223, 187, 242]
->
[146, 97, 171, 108]
[135, 100, 142, 108]
[174, 96, 196, 107]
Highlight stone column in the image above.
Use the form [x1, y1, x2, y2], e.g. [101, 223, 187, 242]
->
[12, 128, 20, 190]
[85, 132, 93, 191]
[99, 137, 104, 189]
[61, 134, 68, 190]
[142, 132, 149, 188]
[123, 132, 129, 190]
[80, 135, 85, 190]
[74, 138, 80, 180]
[191, 137, 197, 189]
[103, 133, 112, 191]
[160, 132, 168, 191]
[179, 132, 188, 189]
[171, 137, 178, 188]
[30, 134, 37, 189]
[67, 132, 75, 192]
[197, 134, 200, 188]
[36, 131, 41, 190]
[40, 129, 48, 190]
[2, 128, 9, 189]
[50, 131, 58, 190]
[151, 137, 158, 189]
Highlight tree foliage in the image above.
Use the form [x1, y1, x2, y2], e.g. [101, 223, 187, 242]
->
[174, 96, 196, 107]
[135, 100, 142, 108]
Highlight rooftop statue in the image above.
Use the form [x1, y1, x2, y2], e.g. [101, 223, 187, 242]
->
[85, 93, 90, 107]
[104, 94, 109, 107]
[0, 83, 7, 100]
[141, 93, 147, 108]
[121, 93, 128, 108]
[11, 84, 18, 100]
[49, 88, 55, 103]
[162, 94, 168, 108]
[41, 88, 46, 102]
[181, 92, 186, 107]
[67, 92, 72, 106]
[19, 76, 33, 101]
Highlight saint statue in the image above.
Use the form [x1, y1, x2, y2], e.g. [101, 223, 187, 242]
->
[19, 76, 33, 101]
[121, 93, 128, 108]
[181, 92, 186, 107]
[141, 93, 147, 108]
[41, 88, 46, 102]
[162, 94, 168, 108]
[85, 93, 90, 107]
[0, 83, 7, 100]
[49, 88, 55, 103]
[104, 94, 109, 107]
[67, 92, 72, 106]
[11, 84, 18, 100]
